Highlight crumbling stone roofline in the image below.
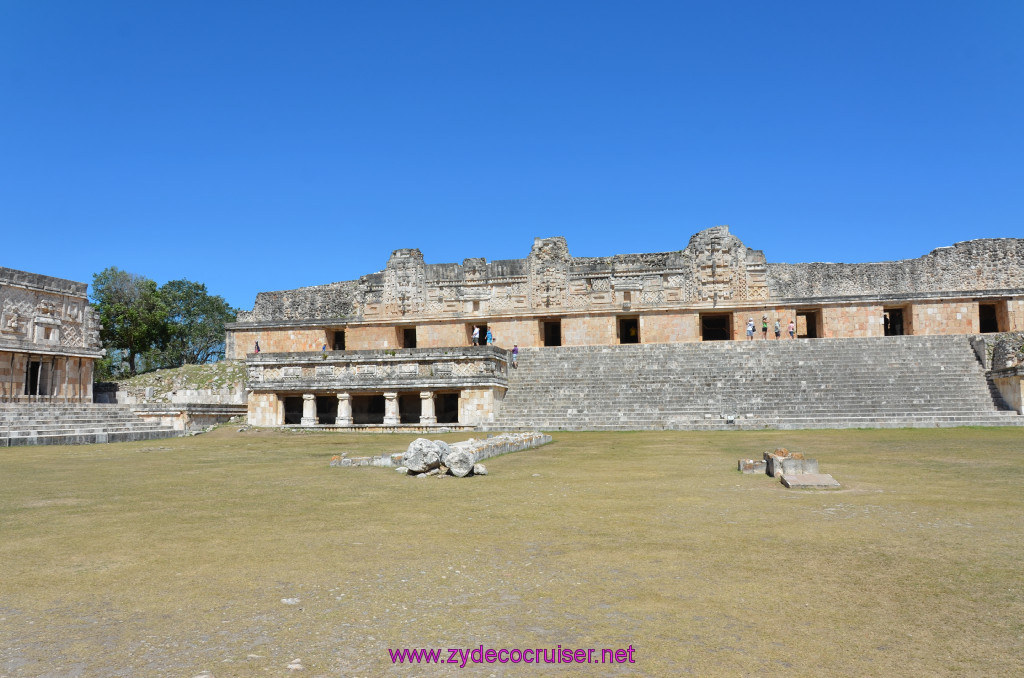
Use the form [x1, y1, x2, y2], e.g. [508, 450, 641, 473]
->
[0, 267, 88, 297]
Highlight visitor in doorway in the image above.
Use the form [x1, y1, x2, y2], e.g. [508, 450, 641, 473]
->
[485, 329, 493, 345]
[774, 319, 781, 339]
[322, 344, 327, 352]
[761, 316, 768, 340]
[788, 319, 796, 339]
[512, 344, 519, 368]
[254, 341, 260, 354]
[472, 326, 480, 346]
[746, 318, 755, 340]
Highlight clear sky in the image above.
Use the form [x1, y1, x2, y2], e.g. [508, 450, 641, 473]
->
[1, 1, 1021, 311]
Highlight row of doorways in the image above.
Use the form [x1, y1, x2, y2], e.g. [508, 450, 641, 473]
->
[282, 393, 461, 425]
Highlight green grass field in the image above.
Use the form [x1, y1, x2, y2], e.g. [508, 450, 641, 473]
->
[1, 427, 1022, 676]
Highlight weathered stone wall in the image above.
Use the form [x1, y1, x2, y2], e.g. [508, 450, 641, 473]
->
[768, 238, 1024, 301]
[248, 392, 281, 426]
[911, 300, 978, 335]
[639, 312, 700, 343]
[562, 315, 617, 346]
[822, 305, 884, 338]
[239, 280, 357, 323]
[417, 321, 471, 349]
[346, 325, 400, 351]
[460, 386, 502, 425]
[228, 327, 330, 358]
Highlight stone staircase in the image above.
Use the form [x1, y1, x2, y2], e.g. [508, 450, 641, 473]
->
[488, 335, 1024, 431]
[0, 403, 181, 446]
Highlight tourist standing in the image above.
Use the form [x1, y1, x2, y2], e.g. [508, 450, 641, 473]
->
[254, 341, 260, 354]
[746, 318, 755, 340]
[761, 315, 768, 340]
[774, 319, 781, 339]
[472, 326, 480, 346]
[485, 329, 493, 345]
[512, 344, 519, 368]
[788, 319, 796, 339]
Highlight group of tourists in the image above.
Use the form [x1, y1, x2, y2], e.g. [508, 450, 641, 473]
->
[746, 316, 796, 340]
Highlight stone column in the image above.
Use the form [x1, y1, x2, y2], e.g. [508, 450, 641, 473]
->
[419, 391, 436, 425]
[300, 393, 317, 426]
[383, 391, 399, 426]
[336, 392, 353, 426]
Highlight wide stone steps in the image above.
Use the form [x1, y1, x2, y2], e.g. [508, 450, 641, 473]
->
[488, 335, 1022, 431]
[0, 403, 181, 446]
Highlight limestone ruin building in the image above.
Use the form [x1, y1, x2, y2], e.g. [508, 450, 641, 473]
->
[224, 226, 1024, 429]
[0, 267, 102, 403]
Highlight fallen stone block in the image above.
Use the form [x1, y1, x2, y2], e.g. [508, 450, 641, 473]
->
[780, 473, 840, 489]
[780, 457, 819, 475]
[737, 459, 767, 474]
[402, 438, 441, 473]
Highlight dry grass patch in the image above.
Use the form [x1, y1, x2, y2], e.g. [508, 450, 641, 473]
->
[1, 427, 1022, 676]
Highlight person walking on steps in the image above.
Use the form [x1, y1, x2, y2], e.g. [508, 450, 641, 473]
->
[511, 344, 519, 368]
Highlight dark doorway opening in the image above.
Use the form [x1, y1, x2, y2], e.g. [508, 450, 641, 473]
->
[331, 329, 346, 351]
[352, 395, 385, 424]
[436, 393, 460, 424]
[470, 323, 488, 346]
[542, 320, 561, 347]
[979, 303, 999, 333]
[315, 395, 338, 425]
[399, 393, 422, 423]
[283, 396, 304, 425]
[619, 317, 640, 344]
[884, 308, 905, 336]
[797, 310, 820, 338]
[401, 328, 417, 349]
[24, 361, 50, 397]
[700, 314, 732, 341]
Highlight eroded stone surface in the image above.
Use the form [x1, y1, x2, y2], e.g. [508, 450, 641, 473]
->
[780, 473, 840, 488]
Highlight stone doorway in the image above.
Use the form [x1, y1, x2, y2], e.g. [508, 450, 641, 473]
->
[401, 327, 417, 349]
[283, 396, 304, 425]
[352, 395, 385, 424]
[469, 323, 488, 345]
[436, 393, 460, 423]
[398, 393, 422, 423]
[330, 329, 346, 350]
[542, 319, 562, 347]
[979, 302, 1004, 333]
[316, 395, 338, 425]
[700, 313, 732, 341]
[884, 308, 906, 336]
[797, 310, 820, 338]
[618, 317, 640, 344]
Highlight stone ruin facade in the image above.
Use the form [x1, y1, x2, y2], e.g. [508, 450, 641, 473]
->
[0, 267, 103, 403]
[225, 226, 1024, 428]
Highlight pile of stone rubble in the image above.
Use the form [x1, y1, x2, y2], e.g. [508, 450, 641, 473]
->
[329, 431, 552, 478]
[738, 447, 840, 488]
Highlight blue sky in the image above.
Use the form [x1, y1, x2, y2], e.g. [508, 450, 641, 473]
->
[1, 1, 1021, 311]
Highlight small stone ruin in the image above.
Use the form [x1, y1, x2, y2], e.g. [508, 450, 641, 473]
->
[329, 431, 552, 478]
[738, 447, 840, 488]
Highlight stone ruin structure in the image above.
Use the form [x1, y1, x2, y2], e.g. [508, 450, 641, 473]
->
[225, 226, 1024, 428]
[0, 267, 102, 403]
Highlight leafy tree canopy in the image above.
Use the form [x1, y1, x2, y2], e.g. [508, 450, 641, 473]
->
[90, 267, 237, 378]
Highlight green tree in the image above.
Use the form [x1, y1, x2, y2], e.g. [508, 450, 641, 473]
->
[158, 279, 237, 366]
[90, 267, 169, 376]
